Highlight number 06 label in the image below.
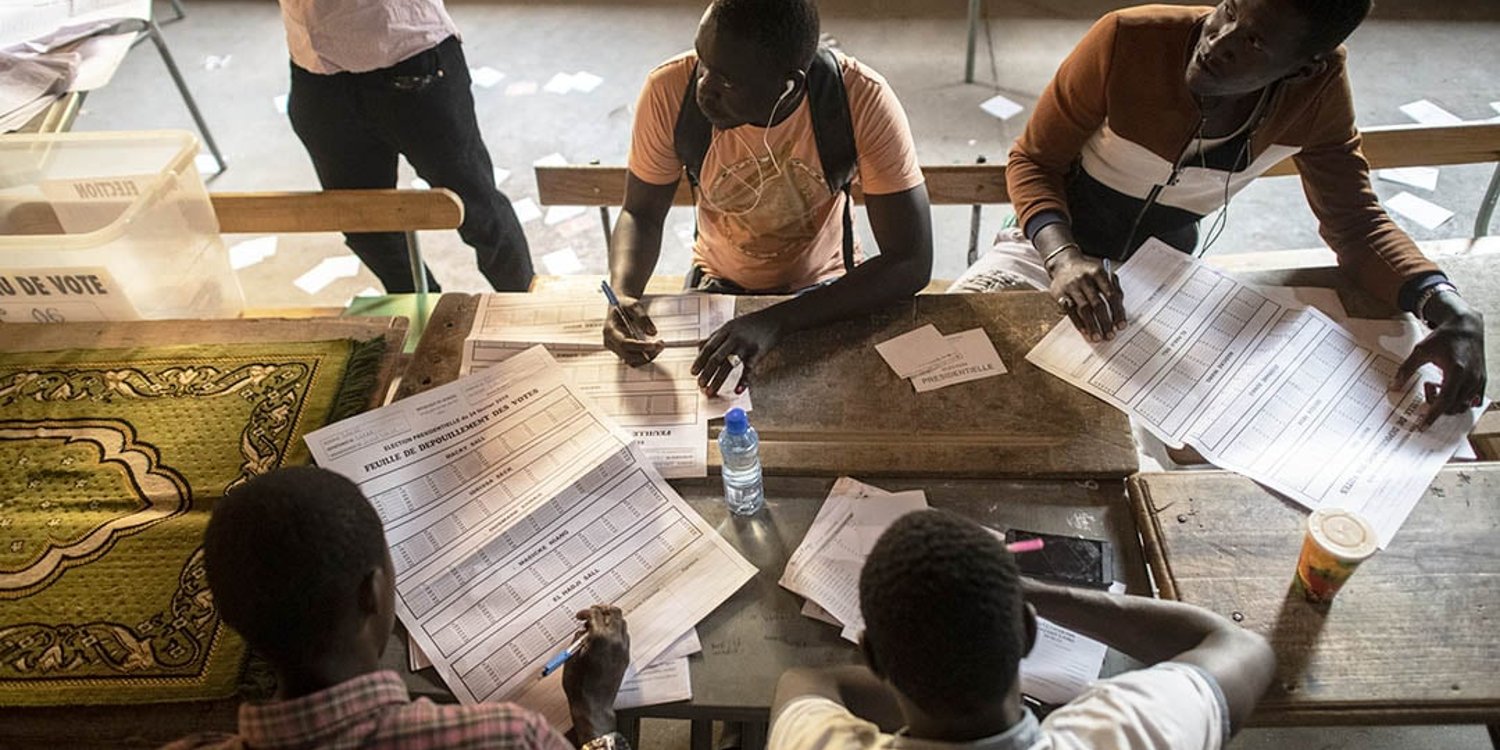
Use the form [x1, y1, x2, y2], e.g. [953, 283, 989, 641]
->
[0, 267, 141, 324]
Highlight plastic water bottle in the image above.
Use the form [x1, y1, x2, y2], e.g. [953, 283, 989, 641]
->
[719, 408, 764, 515]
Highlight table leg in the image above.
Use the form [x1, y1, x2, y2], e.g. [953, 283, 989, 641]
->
[742, 720, 768, 750]
[690, 720, 714, 750]
[616, 713, 641, 748]
[964, 0, 981, 83]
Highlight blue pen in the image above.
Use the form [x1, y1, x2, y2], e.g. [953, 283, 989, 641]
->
[540, 632, 588, 677]
[600, 280, 644, 340]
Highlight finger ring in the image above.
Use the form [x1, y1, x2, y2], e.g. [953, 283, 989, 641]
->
[726, 354, 743, 367]
[1058, 296, 1074, 309]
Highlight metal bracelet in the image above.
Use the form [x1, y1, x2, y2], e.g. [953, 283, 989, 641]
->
[1415, 281, 1459, 329]
[1042, 243, 1081, 268]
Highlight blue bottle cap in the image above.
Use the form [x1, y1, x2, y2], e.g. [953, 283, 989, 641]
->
[724, 407, 749, 435]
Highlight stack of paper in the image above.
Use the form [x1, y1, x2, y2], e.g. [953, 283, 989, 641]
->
[779, 477, 1120, 703]
[305, 346, 758, 726]
[1, 1, 148, 132]
[780, 477, 929, 642]
[460, 293, 748, 478]
[874, 324, 1008, 392]
[1026, 239, 1483, 547]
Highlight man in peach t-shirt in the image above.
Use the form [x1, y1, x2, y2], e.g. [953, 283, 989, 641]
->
[604, 0, 933, 394]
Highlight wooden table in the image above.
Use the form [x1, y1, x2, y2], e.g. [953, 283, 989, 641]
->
[1, 479, 1147, 748]
[1129, 466, 1500, 727]
[402, 292, 1138, 479]
[384, 475, 1147, 747]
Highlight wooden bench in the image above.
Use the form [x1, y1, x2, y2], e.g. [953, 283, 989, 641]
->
[535, 121, 1500, 268]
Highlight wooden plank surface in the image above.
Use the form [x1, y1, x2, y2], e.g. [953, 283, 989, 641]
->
[211, 189, 464, 234]
[0, 316, 409, 411]
[399, 293, 1138, 478]
[390, 475, 1148, 721]
[731, 293, 1135, 477]
[1263, 122, 1500, 177]
[1130, 467, 1500, 726]
[535, 164, 1010, 207]
[534, 122, 1498, 208]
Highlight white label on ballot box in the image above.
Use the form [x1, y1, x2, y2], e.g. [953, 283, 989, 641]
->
[0, 267, 140, 323]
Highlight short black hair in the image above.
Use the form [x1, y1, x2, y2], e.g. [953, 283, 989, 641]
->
[203, 466, 387, 665]
[1289, 0, 1372, 56]
[859, 510, 1026, 715]
[710, 0, 820, 70]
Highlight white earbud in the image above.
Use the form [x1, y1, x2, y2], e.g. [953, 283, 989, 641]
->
[783, 79, 795, 96]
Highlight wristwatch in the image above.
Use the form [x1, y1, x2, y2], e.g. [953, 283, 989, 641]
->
[581, 732, 631, 750]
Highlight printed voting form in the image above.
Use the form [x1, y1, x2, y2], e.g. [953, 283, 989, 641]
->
[1027, 240, 1481, 546]
[305, 346, 756, 726]
[461, 294, 746, 478]
[463, 293, 733, 350]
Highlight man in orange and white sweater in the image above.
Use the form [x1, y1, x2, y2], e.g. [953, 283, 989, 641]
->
[974, 0, 1485, 425]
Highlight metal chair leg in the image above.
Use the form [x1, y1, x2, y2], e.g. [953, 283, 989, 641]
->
[145, 21, 226, 174]
[967, 156, 989, 267]
[1476, 162, 1500, 239]
[164, 0, 187, 24]
[405, 231, 432, 335]
[964, 0, 981, 83]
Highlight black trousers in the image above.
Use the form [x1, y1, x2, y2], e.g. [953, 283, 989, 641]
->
[288, 36, 533, 293]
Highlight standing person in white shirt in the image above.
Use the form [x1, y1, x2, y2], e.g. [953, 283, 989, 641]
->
[278, 0, 533, 293]
[769, 511, 1276, 750]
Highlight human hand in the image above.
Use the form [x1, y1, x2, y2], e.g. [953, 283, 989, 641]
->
[692, 309, 784, 395]
[562, 605, 630, 742]
[603, 296, 663, 366]
[1392, 301, 1486, 429]
[1046, 247, 1126, 342]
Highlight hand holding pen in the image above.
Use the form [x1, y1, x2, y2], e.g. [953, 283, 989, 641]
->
[601, 280, 663, 366]
[556, 605, 631, 742]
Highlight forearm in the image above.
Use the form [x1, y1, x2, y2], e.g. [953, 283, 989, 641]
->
[1031, 222, 1082, 273]
[609, 210, 664, 298]
[569, 705, 616, 745]
[1024, 580, 1236, 665]
[758, 251, 928, 335]
[772, 666, 905, 731]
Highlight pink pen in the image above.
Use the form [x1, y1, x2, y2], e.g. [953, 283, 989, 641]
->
[1006, 538, 1046, 554]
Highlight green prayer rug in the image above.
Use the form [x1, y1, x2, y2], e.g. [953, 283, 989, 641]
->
[0, 338, 383, 706]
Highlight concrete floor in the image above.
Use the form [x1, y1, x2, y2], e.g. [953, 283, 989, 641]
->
[66, 1, 1498, 747]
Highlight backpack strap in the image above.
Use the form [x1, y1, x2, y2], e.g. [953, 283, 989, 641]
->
[674, 61, 713, 191]
[806, 47, 859, 272]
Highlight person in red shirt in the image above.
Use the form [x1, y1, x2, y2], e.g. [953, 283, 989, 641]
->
[163, 466, 631, 750]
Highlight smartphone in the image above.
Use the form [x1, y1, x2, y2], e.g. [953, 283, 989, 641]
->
[1003, 529, 1113, 590]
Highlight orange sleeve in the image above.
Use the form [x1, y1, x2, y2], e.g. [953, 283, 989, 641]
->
[1005, 13, 1119, 229]
[843, 58, 924, 196]
[626, 54, 693, 186]
[1292, 62, 1440, 308]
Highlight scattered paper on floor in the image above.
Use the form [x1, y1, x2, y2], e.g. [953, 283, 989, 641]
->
[1375, 166, 1439, 192]
[1398, 98, 1463, 126]
[1384, 190, 1454, 230]
[979, 93, 1024, 121]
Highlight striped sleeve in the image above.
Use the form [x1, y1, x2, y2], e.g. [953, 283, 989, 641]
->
[1291, 59, 1442, 310]
[1006, 12, 1119, 232]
